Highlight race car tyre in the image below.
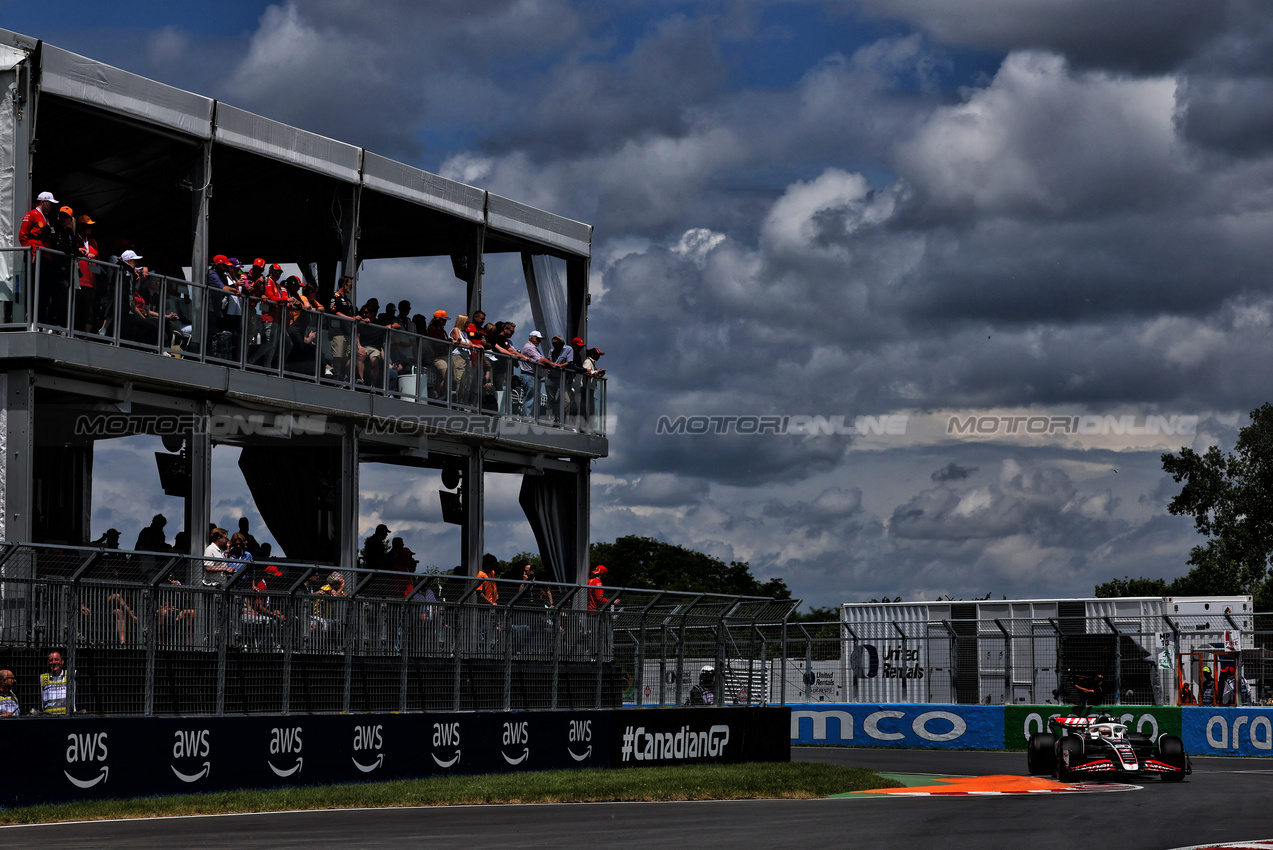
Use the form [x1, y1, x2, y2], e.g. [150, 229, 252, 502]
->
[1057, 736, 1084, 780]
[1027, 732, 1057, 775]
[1158, 735, 1187, 781]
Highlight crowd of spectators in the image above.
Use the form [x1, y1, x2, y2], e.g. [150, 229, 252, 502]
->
[17, 190, 607, 420]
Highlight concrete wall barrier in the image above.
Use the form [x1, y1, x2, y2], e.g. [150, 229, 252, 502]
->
[0, 706, 789, 808]
[791, 704, 1004, 749]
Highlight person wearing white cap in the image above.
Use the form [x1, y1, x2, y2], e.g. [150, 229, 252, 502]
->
[519, 330, 560, 418]
[18, 192, 62, 325]
[18, 192, 58, 256]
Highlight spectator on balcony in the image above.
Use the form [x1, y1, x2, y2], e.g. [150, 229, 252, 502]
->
[135, 514, 171, 553]
[327, 275, 361, 380]
[520, 330, 557, 417]
[247, 263, 291, 367]
[91, 527, 121, 548]
[377, 302, 404, 330]
[546, 335, 573, 419]
[205, 254, 238, 330]
[284, 276, 319, 372]
[449, 314, 477, 404]
[583, 346, 605, 378]
[363, 523, 391, 571]
[202, 527, 235, 588]
[36, 205, 78, 327]
[570, 337, 587, 370]
[0, 670, 18, 717]
[235, 518, 262, 561]
[358, 299, 386, 386]
[74, 214, 100, 333]
[18, 191, 58, 257]
[421, 310, 450, 396]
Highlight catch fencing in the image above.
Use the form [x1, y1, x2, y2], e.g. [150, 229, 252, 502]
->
[0, 543, 797, 716]
[763, 610, 1271, 708]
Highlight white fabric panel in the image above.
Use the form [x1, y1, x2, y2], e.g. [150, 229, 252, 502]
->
[40, 45, 213, 139]
[0, 43, 28, 71]
[214, 103, 361, 183]
[0, 69, 16, 298]
[361, 152, 484, 222]
[487, 193, 592, 258]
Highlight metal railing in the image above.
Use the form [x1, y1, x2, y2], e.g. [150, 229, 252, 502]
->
[0, 247, 606, 435]
[0, 543, 794, 716]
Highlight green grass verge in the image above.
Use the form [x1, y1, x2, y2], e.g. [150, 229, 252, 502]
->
[0, 763, 901, 825]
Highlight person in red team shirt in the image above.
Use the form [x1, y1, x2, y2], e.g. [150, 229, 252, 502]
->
[18, 191, 58, 256]
[587, 565, 618, 612]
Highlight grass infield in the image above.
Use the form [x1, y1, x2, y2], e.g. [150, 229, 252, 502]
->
[0, 763, 901, 825]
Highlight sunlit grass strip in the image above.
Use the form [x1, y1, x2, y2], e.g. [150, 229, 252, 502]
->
[0, 763, 901, 825]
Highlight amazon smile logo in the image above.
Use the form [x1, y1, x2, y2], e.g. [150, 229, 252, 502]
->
[64, 731, 109, 788]
[352, 723, 384, 773]
[567, 718, 592, 761]
[268, 726, 304, 777]
[431, 721, 461, 768]
[172, 729, 212, 783]
[502, 721, 530, 765]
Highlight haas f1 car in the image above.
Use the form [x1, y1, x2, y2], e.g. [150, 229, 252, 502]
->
[1027, 715, 1191, 782]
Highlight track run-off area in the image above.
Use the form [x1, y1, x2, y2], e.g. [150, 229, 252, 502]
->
[2, 748, 1271, 849]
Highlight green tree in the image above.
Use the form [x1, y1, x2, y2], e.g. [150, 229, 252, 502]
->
[1160, 403, 1273, 599]
[587, 535, 790, 599]
[1094, 576, 1170, 598]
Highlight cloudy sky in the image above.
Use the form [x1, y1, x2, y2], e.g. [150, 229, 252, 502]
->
[10, 1, 1273, 609]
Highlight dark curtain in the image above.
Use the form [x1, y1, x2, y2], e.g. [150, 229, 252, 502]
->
[238, 446, 340, 563]
[518, 470, 576, 584]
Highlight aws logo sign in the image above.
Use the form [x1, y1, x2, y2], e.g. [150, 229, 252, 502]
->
[432, 722, 461, 768]
[568, 719, 592, 761]
[172, 729, 211, 783]
[352, 724, 384, 773]
[502, 721, 530, 765]
[268, 727, 304, 777]
[65, 732, 109, 788]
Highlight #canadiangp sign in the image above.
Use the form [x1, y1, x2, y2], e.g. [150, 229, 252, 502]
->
[790, 704, 1003, 749]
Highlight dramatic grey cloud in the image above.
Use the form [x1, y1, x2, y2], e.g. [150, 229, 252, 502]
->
[857, 0, 1240, 74]
[932, 463, 977, 482]
[16, 1, 1273, 607]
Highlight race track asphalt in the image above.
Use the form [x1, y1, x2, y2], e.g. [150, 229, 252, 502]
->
[2, 748, 1270, 849]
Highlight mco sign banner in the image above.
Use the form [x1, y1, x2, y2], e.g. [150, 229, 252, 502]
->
[1182, 707, 1273, 756]
[790, 704, 1003, 749]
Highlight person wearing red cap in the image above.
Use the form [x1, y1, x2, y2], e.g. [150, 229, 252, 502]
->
[587, 565, 617, 612]
[74, 214, 100, 332]
[242, 564, 286, 648]
[424, 310, 450, 397]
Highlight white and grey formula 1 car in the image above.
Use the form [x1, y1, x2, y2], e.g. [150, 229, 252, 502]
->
[1027, 715, 1191, 782]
